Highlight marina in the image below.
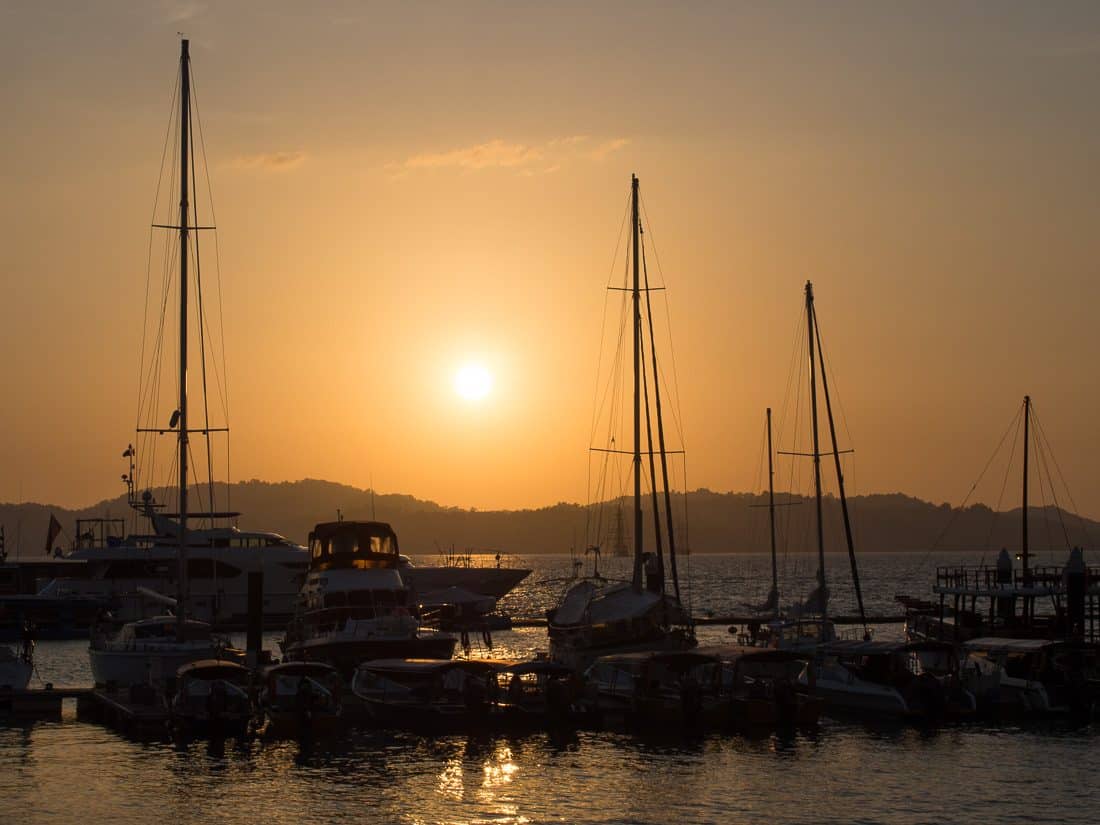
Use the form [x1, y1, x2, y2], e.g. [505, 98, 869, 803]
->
[4, 5, 1100, 824]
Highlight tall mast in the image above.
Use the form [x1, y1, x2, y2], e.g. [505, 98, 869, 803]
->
[631, 175, 644, 592]
[1022, 394, 1030, 581]
[642, 224, 679, 603]
[813, 303, 866, 633]
[805, 281, 827, 621]
[176, 39, 191, 638]
[767, 407, 778, 616]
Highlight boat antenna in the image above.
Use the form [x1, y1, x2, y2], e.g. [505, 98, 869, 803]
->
[805, 281, 827, 624]
[176, 38, 192, 640]
[630, 174, 644, 593]
[370, 474, 377, 521]
[812, 296, 867, 635]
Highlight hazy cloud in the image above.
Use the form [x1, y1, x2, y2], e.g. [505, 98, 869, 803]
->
[230, 151, 306, 171]
[405, 139, 544, 170]
[395, 135, 630, 176]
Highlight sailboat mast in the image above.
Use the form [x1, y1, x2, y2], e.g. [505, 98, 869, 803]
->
[813, 303, 867, 632]
[767, 407, 778, 616]
[805, 281, 826, 621]
[176, 39, 191, 637]
[1022, 394, 1030, 580]
[631, 175, 643, 592]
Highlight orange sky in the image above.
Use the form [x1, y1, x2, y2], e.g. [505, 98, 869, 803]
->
[2, 2, 1099, 517]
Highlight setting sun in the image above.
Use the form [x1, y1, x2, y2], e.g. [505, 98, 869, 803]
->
[454, 363, 493, 401]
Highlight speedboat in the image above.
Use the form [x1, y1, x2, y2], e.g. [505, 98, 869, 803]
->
[281, 521, 455, 678]
[961, 637, 1099, 717]
[89, 615, 243, 688]
[702, 646, 822, 729]
[811, 640, 976, 720]
[351, 658, 499, 731]
[581, 650, 724, 729]
[258, 661, 343, 737]
[170, 659, 253, 737]
[352, 657, 580, 732]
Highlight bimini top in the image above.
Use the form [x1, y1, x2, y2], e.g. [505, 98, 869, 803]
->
[308, 521, 400, 570]
[262, 661, 340, 678]
[176, 659, 250, 680]
[964, 637, 1060, 653]
[591, 650, 717, 669]
[356, 658, 497, 676]
[696, 645, 809, 664]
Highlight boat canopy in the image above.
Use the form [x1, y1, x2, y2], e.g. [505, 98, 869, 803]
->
[592, 650, 718, 669]
[263, 661, 339, 678]
[963, 637, 1059, 653]
[357, 658, 496, 676]
[176, 659, 250, 679]
[697, 645, 809, 664]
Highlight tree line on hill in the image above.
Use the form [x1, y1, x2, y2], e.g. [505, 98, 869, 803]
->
[1, 478, 1096, 558]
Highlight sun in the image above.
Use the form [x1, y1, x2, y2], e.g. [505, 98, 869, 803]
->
[454, 363, 493, 401]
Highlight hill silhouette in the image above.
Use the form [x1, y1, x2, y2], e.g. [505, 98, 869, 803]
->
[1, 479, 1096, 558]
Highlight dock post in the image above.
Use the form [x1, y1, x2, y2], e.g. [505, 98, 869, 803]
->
[1065, 548, 1086, 640]
[246, 571, 264, 668]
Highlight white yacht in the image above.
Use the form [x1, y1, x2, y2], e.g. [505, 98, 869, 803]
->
[89, 615, 241, 687]
[45, 514, 308, 626]
[282, 521, 456, 678]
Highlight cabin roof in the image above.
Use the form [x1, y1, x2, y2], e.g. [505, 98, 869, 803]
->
[311, 521, 396, 540]
[357, 658, 496, 675]
[963, 637, 1057, 653]
[591, 650, 718, 666]
[696, 645, 807, 663]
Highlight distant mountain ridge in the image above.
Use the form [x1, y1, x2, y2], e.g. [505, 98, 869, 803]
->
[1, 479, 1096, 558]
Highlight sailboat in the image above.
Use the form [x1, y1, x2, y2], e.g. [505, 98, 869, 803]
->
[547, 175, 694, 671]
[89, 40, 241, 687]
[754, 282, 868, 650]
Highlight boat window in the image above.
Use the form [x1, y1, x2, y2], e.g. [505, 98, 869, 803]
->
[333, 532, 359, 556]
[310, 538, 327, 561]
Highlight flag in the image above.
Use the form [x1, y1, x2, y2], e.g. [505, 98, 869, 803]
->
[45, 514, 63, 556]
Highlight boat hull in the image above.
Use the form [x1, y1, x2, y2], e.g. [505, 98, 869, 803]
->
[89, 646, 236, 688]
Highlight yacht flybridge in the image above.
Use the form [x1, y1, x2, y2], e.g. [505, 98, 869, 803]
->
[282, 521, 456, 678]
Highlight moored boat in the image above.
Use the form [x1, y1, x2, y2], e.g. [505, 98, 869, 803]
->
[258, 661, 344, 737]
[813, 640, 976, 720]
[170, 659, 253, 737]
[89, 615, 243, 688]
[547, 175, 695, 671]
[581, 650, 724, 729]
[961, 637, 1099, 717]
[281, 521, 456, 679]
[702, 645, 822, 729]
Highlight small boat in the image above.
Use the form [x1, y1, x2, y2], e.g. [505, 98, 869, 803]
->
[961, 637, 1099, 717]
[89, 614, 243, 688]
[813, 640, 976, 720]
[281, 521, 456, 679]
[353, 657, 581, 732]
[581, 650, 724, 729]
[170, 659, 253, 737]
[351, 658, 500, 731]
[492, 659, 581, 727]
[702, 646, 822, 729]
[258, 661, 343, 737]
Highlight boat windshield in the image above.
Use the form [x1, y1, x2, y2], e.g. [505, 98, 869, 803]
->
[309, 523, 399, 568]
